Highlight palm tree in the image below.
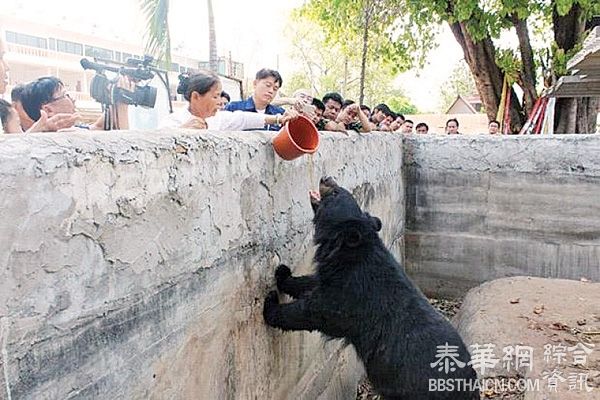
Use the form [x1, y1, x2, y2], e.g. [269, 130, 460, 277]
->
[140, 0, 171, 66]
[140, 0, 218, 73]
[207, 0, 218, 73]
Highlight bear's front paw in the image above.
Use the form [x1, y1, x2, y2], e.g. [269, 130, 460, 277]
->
[263, 290, 279, 324]
[275, 264, 292, 289]
[265, 290, 279, 305]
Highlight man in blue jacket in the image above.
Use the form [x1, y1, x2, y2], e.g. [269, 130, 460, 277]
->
[225, 68, 285, 131]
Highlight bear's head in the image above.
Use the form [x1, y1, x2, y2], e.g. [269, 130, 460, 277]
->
[310, 177, 382, 257]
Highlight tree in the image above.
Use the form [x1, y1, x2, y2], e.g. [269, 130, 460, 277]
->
[439, 60, 478, 112]
[139, 0, 218, 73]
[283, 12, 417, 109]
[551, 5, 599, 133]
[386, 93, 419, 115]
[207, 0, 218, 73]
[413, 0, 600, 133]
[302, 0, 600, 133]
[299, 0, 435, 104]
[140, 0, 171, 65]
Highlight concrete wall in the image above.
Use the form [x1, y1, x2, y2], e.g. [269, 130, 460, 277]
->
[404, 134, 600, 298]
[3, 129, 600, 399]
[0, 130, 404, 400]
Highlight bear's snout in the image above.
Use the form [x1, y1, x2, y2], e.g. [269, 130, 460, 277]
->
[319, 176, 337, 197]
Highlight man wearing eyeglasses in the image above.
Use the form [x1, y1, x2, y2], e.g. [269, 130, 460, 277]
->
[20, 76, 130, 131]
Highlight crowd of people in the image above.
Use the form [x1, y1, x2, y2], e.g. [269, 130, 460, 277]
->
[160, 68, 503, 136]
[0, 38, 132, 133]
[1, 36, 502, 136]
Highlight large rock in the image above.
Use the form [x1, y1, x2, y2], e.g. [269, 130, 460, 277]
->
[454, 277, 600, 399]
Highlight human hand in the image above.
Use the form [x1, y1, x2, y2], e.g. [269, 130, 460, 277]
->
[379, 122, 392, 132]
[346, 103, 360, 113]
[112, 76, 136, 106]
[116, 75, 136, 91]
[336, 105, 356, 125]
[28, 110, 79, 132]
[280, 109, 300, 125]
[293, 99, 307, 113]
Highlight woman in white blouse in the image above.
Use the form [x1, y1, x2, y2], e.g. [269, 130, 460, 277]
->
[160, 71, 298, 130]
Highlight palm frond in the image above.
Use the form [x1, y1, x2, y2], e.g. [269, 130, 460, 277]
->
[139, 0, 171, 66]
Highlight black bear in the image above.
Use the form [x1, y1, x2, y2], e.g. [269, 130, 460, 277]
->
[263, 177, 479, 399]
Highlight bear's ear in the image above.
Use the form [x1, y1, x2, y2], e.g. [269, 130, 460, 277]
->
[365, 213, 382, 232]
[344, 228, 363, 248]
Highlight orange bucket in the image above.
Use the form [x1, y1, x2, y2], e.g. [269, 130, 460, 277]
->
[272, 115, 320, 160]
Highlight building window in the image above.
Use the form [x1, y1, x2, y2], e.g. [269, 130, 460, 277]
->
[179, 66, 198, 74]
[5, 31, 48, 49]
[170, 62, 180, 72]
[57, 39, 83, 56]
[85, 45, 114, 61]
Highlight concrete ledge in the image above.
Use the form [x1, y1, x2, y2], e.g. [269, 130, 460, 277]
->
[0, 129, 404, 399]
[3, 130, 600, 398]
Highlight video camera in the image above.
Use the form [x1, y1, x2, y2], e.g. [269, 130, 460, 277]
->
[80, 56, 157, 108]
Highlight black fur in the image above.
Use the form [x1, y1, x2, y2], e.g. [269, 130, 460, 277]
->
[264, 177, 479, 399]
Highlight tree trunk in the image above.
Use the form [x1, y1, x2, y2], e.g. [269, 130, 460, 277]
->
[512, 15, 537, 116]
[448, 20, 525, 132]
[554, 97, 599, 134]
[551, 4, 598, 133]
[342, 57, 348, 96]
[207, 0, 218, 73]
[553, 5, 584, 53]
[576, 98, 600, 133]
[359, 2, 372, 105]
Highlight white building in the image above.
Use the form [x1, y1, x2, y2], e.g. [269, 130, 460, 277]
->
[0, 15, 244, 118]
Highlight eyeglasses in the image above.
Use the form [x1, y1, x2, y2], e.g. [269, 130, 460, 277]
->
[48, 92, 73, 104]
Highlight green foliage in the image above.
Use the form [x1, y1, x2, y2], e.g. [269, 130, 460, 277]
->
[552, 45, 568, 77]
[551, 40, 584, 77]
[283, 12, 415, 107]
[555, 0, 575, 16]
[284, 73, 313, 96]
[386, 94, 419, 114]
[294, 0, 600, 116]
[439, 60, 478, 113]
[298, 0, 438, 74]
[495, 49, 521, 83]
[140, 0, 171, 64]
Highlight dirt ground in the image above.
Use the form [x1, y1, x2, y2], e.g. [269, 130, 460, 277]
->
[454, 277, 600, 400]
[356, 277, 600, 399]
